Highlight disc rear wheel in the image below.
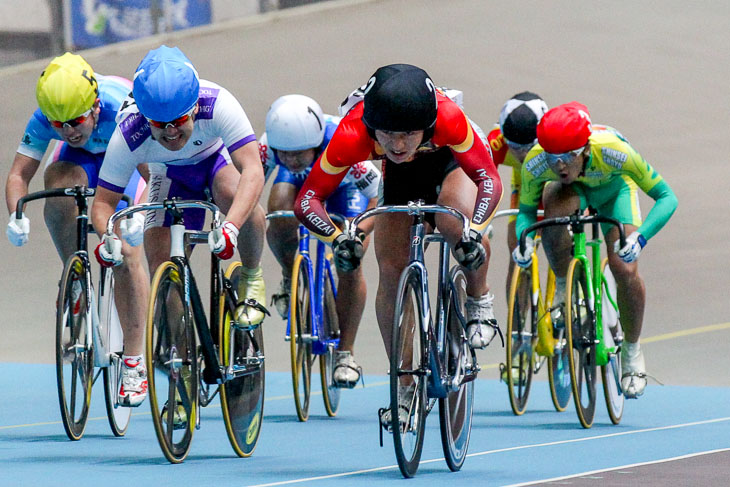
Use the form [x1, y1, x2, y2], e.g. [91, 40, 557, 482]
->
[320, 256, 341, 416]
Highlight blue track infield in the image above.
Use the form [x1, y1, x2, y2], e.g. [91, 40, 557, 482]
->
[1, 363, 729, 486]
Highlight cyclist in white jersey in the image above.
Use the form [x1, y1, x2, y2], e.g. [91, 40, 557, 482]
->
[90, 45, 267, 408]
[262, 94, 381, 387]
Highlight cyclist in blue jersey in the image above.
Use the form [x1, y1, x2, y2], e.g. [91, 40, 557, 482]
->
[262, 94, 381, 387]
[4, 53, 147, 405]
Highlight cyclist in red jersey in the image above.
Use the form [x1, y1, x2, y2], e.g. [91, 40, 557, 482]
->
[486, 92, 548, 298]
[295, 64, 503, 371]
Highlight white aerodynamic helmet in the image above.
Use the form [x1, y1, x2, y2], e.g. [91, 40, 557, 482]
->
[265, 94, 325, 151]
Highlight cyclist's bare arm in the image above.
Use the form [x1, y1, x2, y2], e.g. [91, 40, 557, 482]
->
[91, 186, 124, 235]
[5, 153, 41, 215]
[224, 141, 265, 229]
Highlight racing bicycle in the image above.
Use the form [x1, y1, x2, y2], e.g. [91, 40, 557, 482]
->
[107, 199, 266, 463]
[266, 211, 342, 422]
[350, 200, 478, 478]
[518, 207, 625, 428]
[16, 186, 132, 440]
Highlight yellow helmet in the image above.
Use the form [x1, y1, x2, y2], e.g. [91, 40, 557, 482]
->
[36, 52, 99, 122]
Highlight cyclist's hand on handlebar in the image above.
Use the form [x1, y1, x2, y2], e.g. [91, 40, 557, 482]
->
[511, 236, 534, 268]
[94, 233, 123, 267]
[208, 221, 238, 260]
[613, 231, 645, 264]
[454, 229, 486, 271]
[6, 213, 29, 247]
[120, 212, 145, 247]
[332, 233, 364, 272]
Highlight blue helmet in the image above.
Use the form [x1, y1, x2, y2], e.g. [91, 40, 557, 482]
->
[133, 45, 199, 122]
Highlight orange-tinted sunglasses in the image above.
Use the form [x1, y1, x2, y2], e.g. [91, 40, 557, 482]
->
[146, 108, 194, 129]
[49, 108, 93, 129]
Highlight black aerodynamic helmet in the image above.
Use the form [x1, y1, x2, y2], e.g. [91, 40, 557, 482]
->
[499, 91, 548, 145]
[362, 63, 438, 133]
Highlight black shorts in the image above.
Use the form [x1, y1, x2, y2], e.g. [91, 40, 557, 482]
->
[379, 148, 459, 227]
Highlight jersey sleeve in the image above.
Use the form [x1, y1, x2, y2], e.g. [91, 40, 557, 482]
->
[207, 86, 257, 153]
[258, 132, 277, 183]
[294, 108, 374, 243]
[97, 121, 143, 193]
[343, 160, 382, 199]
[431, 98, 503, 234]
[16, 110, 55, 161]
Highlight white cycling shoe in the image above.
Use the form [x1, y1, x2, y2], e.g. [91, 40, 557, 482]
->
[621, 341, 647, 398]
[119, 357, 148, 407]
[380, 384, 416, 431]
[333, 350, 363, 388]
[270, 277, 291, 319]
[465, 292, 501, 349]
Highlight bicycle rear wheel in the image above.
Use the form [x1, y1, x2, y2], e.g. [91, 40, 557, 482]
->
[505, 265, 536, 415]
[146, 261, 198, 463]
[547, 269, 572, 412]
[600, 260, 624, 424]
[290, 254, 314, 421]
[565, 258, 597, 428]
[56, 254, 93, 441]
[99, 269, 131, 436]
[390, 268, 427, 478]
[439, 267, 474, 472]
[219, 262, 266, 457]
[320, 256, 341, 417]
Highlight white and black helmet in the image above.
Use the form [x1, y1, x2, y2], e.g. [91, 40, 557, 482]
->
[499, 92, 548, 145]
[265, 94, 325, 151]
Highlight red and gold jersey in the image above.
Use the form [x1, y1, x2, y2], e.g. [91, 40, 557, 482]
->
[295, 92, 503, 242]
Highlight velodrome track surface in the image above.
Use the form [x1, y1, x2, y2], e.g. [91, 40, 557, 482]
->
[1, 0, 729, 484]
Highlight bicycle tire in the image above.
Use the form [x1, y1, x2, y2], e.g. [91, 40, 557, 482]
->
[600, 259, 624, 425]
[546, 269, 572, 412]
[146, 261, 198, 463]
[565, 258, 597, 428]
[219, 262, 266, 457]
[505, 265, 536, 415]
[99, 269, 131, 437]
[390, 268, 427, 478]
[320, 255, 341, 417]
[55, 254, 93, 441]
[439, 266, 474, 472]
[289, 254, 313, 421]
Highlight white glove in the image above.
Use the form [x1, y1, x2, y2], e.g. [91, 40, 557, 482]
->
[208, 221, 239, 260]
[511, 236, 534, 268]
[94, 233, 123, 267]
[613, 231, 645, 264]
[120, 212, 145, 247]
[6, 213, 30, 247]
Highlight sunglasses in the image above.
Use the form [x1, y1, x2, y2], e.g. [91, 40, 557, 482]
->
[505, 138, 536, 152]
[146, 108, 195, 129]
[48, 108, 93, 129]
[544, 146, 586, 166]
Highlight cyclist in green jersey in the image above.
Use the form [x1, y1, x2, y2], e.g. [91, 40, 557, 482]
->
[512, 102, 677, 398]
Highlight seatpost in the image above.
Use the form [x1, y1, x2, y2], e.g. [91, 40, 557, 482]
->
[408, 200, 426, 263]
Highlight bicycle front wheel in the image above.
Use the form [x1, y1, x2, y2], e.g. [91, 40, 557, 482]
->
[600, 259, 624, 425]
[390, 268, 427, 478]
[565, 258, 597, 428]
[505, 265, 536, 415]
[439, 266, 474, 472]
[290, 254, 314, 421]
[146, 261, 198, 463]
[219, 262, 266, 457]
[320, 255, 341, 417]
[56, 254, 93, 441]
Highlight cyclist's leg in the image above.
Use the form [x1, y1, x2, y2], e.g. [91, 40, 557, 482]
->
[540, 182, 582, 276]
[266, 178, 301, 318]
[42, 143, 91, 261]
[505, 184, 520, 301]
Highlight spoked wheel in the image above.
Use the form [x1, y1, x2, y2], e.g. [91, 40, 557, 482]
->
[219, 262, 266, 457]
[439, 267, 474, 472]
[289, 255, 314, 421]
[547, 270, 572, 412]
[505, 265, 536, 415]
[56, 254, 93, 441]
[390, 268, 427, 478]
[99, 268, 131, 437]
[565, 258, 597, 428]
[146, 262, 198, 463]
[600, 260, 624, 424]
[320, 256, 341, 417]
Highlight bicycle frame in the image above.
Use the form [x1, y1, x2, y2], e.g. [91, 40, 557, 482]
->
[349, 201, 475, 398]
[519, 209, 626, 366]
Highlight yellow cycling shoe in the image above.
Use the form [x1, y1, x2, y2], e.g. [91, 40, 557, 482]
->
[235, 266, 269, 327]
[535, 311, 556, 357]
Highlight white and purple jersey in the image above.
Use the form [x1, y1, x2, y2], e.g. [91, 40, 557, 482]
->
[98, 79, 257, 194]
[16, 74, 132, 160]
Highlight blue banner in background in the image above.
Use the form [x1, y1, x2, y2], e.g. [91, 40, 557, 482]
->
[68, 0, 211, 49]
